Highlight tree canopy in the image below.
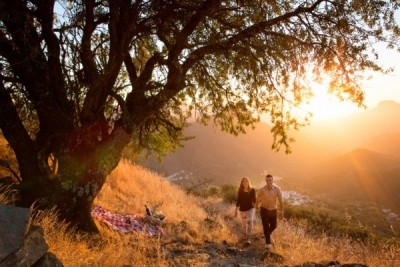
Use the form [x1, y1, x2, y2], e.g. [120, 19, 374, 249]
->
[0, 0, 399, 231]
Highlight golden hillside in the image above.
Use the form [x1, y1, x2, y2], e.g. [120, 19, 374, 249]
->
[1, 160, 399, 266]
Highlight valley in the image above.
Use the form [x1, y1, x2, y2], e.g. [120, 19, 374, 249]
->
[138, 100, 400, 239]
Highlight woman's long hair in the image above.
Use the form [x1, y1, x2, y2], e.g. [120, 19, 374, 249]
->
[238, 177, 252, 192]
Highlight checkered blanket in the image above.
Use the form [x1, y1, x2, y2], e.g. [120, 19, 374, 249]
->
[91, 205, 167, 236]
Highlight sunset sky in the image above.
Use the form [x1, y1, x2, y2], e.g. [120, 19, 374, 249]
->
[300, 44, 400, 122]
[302, 59, 400, 120]
[302, 11, 400, 122]
[262, 53, 400, 123]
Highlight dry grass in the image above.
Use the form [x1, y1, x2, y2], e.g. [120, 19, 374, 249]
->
[1, 159, 399, 266]
[0, 185, 14, 204]
[271, 220, 400, 267]
[35, 159, 236, 266]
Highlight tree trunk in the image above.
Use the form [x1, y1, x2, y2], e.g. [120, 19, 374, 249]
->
[17, 124, 131, 233]
[19, 172, 102, 233]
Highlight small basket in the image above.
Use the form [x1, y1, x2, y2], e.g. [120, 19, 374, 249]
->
[145, 210, 166, 225]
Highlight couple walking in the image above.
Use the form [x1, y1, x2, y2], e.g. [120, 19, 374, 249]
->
[234, 174, 284, 249]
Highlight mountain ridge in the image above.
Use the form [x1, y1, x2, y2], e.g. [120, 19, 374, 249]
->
[139, 100, 400, 217]
[294, 148, 400, 213]
[141, 100, 400, 179]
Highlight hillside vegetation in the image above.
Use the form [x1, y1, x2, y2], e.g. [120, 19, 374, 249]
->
[138, 101, 400, 244]
[1, 160, 399, 266]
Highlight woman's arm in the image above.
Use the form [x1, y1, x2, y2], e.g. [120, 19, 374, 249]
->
[255, 188, 262, 210]
[251, 188, 256, 206]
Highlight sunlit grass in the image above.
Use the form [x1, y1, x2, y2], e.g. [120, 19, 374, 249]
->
[0, 160, 399, 266]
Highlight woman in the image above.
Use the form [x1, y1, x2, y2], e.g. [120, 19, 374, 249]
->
[235, 177, 256, 244]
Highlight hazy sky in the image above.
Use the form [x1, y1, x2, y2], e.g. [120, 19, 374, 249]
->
[363, 45, 400, 106]
[296, 43, 400, 122]
[300, 13, 400, 122]
[261, 45, 400, 123]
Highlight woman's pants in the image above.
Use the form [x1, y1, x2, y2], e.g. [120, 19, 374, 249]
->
[239, 208, 255, 236]
[260, 207, 277, 245]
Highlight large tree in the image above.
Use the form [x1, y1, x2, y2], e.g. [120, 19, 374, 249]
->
[0, 0, 399, 232]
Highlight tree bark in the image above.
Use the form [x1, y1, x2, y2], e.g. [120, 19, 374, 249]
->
[17, 123, 131, 233]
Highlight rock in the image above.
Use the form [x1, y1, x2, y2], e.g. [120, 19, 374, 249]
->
[259, 250, 285, 263]
[0, 203, 30, 261]
[31, 252, 63, 267]
[293, 262, 322, 267]
[237, 250, 258, 259]
[293, 261, 365, 267]
[340, 264, 368, 267]
[320, 260, 340, 266]
[1, 225, 49, 267]
[0, 204, 63, 267]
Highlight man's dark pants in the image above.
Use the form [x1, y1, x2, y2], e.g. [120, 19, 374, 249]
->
[260, 207, 277, 245]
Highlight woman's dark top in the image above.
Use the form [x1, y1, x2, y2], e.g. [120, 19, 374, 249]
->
[236, 188, 256, 211]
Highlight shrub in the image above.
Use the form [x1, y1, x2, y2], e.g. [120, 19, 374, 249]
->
[286, 203, 371, 243]
[220, 184, 237, 204]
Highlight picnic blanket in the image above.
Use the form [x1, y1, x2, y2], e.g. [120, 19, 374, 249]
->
[91, 205, 167, 236]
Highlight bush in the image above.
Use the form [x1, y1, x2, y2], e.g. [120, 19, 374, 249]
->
[197, 186, 220, 198]
[220, 184, 237, 204]
[286, 204, 371, 243]
[190, 183, 238, 204]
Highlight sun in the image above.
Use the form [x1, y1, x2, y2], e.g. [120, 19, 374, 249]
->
[260, 82, 364, 123]
[299, 83, 361, 121]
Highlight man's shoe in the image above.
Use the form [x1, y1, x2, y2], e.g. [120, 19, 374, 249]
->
[265, 244, 271, 250]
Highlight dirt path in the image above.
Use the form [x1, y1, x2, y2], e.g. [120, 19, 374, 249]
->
[161, 232, 283, 267]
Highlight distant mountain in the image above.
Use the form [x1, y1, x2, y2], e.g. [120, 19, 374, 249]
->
[312, 100, 400, 150]
[140, 122, 293, 186]
[138, 121, 338, 187]
[290, 148, 400, 214]
[139, 100, 400, 197]
[359, 133, 400, 156]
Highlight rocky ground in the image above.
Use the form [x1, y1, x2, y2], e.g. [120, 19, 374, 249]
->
[159, 232, 366, 267]
[161, 232, 275, 267]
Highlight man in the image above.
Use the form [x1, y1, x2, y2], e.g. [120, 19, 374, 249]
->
[255, 174, 284, 250]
